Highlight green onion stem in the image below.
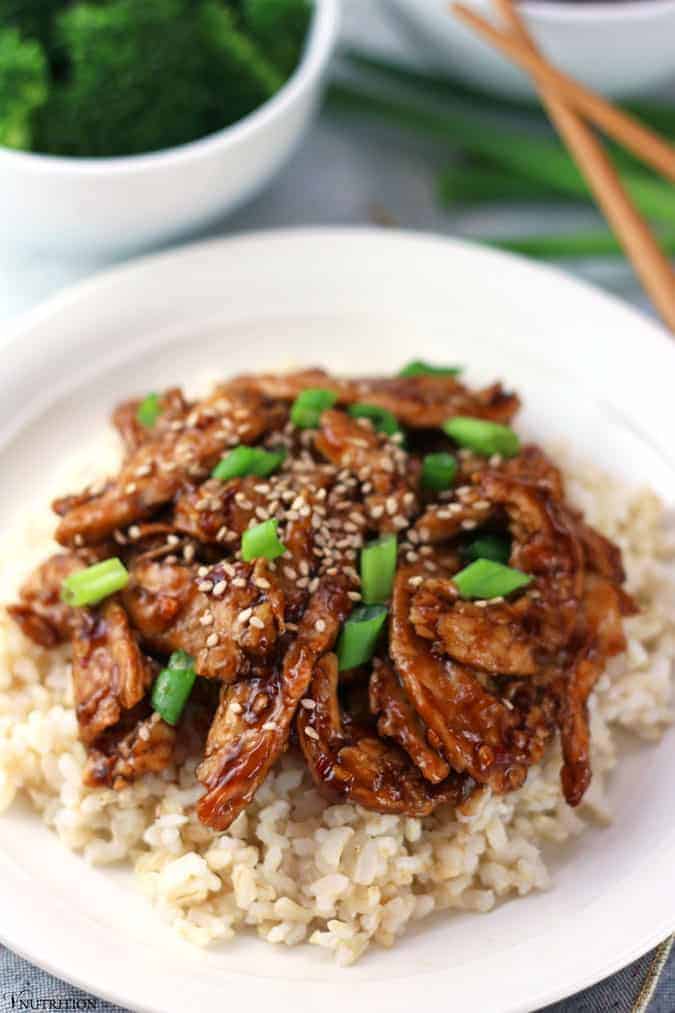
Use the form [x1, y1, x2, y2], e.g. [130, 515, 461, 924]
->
[487, 229, 675, 259]
[342, 48, 675, 140]
[327, 83, 675, 226]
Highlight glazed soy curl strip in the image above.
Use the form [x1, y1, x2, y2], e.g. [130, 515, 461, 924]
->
[7, 366, 635, 826]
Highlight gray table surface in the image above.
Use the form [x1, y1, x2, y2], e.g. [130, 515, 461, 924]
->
[1, 9, 674, 1007]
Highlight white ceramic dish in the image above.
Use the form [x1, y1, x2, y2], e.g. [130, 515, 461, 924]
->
[0, 1, 338, 259]
[382, 0, 675, 99]
[1, 227, 674, 1013]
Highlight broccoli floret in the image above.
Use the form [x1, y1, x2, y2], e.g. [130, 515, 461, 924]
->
[240, 0, 312, 77]
[0, 0, 65, 48]
[32, 0, 288, 157]
[200, 1, 283, 122]
[0, 26, 47, 149]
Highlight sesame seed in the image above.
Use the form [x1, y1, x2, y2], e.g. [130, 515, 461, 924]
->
[255, 577, 271, 590]
[407, 530, 419, 544]
[230, 701, 242, 714]
[299, 560, 310, 576]
[167, 534, 179, 546]
[113, 530, 126, 545]
[198, 566, 209, 577]
[199, 612, 214, 626]
[74, 533, 85, 547]
[300, 698, 316, 710]
[238, 607, 253, 624]
[213, 580, 227, 596]
[183, 544, 195, 563]
[474, 600, 488, 608]
[309, 578, 320, 593]
[262, 722, 277, 732]
[418, 527, 431, 542]
[135, 464, 152, 477]
[304, 726, 319, 741]
[461, 520, 478, 530]
[206, 633, 219, 648]
[408, 575, 424, 588]
[347, 591, 362, 601]
[198, 580, 214, 593]
[249, 616, 265, 630]
[296, 577, 309, 589]
[125, 482, 137, 495]
[370, 505, 384, 520]
[489, 454, 503, 467]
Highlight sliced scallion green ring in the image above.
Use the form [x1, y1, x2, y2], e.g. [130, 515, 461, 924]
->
[453, 559, 531, 600]
[336, 604, 388, 671]
[360, 534, 397, 604]
[61, 558, 129, 607]
[443, 417, 520, 458]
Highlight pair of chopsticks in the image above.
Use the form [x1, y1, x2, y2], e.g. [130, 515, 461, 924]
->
[452, 0, 675, 333]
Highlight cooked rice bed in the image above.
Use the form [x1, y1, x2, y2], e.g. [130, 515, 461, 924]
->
[0, 444, 673, 965]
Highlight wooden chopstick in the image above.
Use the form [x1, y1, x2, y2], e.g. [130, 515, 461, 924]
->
[452, 3, 675, 183]
[451, 0, 675, 333]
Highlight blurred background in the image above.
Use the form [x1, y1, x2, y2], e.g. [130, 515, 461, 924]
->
[0, 0, 673, 326]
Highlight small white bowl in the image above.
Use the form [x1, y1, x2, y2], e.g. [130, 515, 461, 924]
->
[0, 0, 339, 258]
[384, 0, 675, 100]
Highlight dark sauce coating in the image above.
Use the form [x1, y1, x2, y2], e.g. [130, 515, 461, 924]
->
[6, 367, 634, 827]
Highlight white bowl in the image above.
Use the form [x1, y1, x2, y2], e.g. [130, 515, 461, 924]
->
[0, 0, 339, 258]
[383, 0, 675, 100]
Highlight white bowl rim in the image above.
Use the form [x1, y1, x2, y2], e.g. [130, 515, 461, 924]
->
[518, 0, 675, 24]
[0, 0, 339, 176]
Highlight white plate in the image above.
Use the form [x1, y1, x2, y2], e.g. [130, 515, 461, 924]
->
[0, 228, 674, 1013]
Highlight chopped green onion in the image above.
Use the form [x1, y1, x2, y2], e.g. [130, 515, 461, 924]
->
[290, 388, 337, 429]
[136, 392, 161, 429]
[360, 534, 397, 604]
[399, 360, 461, 378]
[453, 559, 531, 600]
[443, 417, 520, 458]
[212, 445, 286, 481]
[61, 557, 129, 607]
[241, 518, 286, 562]
[152, 650, 197, 726]
[348, 402, 401, 437]
[460, 534, 511, 565]
[422, 452, 457, 492]
[337, 605, 388, 671]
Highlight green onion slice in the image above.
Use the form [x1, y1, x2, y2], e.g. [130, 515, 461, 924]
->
[348, 403, 401, 437]
[136, 392, 161, 429]
[453, 559, 531, 600]
[61, 558, 129, 607]
[443, 417, 520, 458]
[337, 604, 388, 671]
[399, 360, 461, 378]
[460, 534, 511, 565]
[241, 518, 287, 562]
[360, 534, 397, 604]
[422, 452, 457, 492]
[152, 650, 197, 726]
[212, 445, 286, 481]
[290, 388, 337, 429]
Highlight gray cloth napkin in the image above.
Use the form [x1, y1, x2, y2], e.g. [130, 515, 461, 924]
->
[1, 936, 673, 1012]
